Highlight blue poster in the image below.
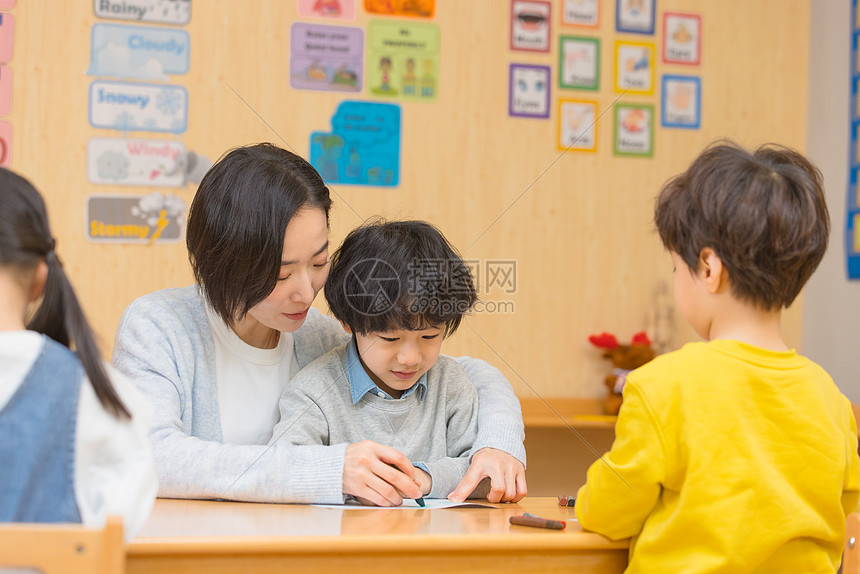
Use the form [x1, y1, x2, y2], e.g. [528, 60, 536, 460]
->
[309, 101, 400, 186]
[848, 0, 860, 279]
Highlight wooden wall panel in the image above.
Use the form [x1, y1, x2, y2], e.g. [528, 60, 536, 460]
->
[9, 0, 810, 401]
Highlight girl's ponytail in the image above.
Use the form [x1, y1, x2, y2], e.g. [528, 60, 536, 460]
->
[28, 249, 131, 419]
[1, 168, 130, 419]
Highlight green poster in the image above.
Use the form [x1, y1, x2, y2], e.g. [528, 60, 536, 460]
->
[367, 19, 440, 101]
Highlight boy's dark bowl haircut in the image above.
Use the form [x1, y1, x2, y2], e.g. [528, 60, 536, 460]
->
[325, 219, 477, 337]
[654, 140, 829, 311]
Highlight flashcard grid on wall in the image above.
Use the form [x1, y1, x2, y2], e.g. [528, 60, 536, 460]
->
[507, 0, 703, 157]
[86, 0, 193, 245]
[847, 0, 860, 279]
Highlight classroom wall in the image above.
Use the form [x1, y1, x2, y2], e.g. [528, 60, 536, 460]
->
[9, 0, 811, 405]
[804, 0, 860, 403]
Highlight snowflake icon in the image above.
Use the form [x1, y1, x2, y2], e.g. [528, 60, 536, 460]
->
[113, 111, 137, 132]
[156, 89, 184, 117]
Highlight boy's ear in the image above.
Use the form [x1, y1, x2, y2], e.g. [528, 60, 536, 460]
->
[698, 247, 726, 293]
[340, 321, 352, 334]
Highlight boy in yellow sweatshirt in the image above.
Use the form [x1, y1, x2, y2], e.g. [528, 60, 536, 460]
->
[576, 141, 860, 573]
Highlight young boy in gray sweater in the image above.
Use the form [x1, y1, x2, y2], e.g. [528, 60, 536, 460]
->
[272, 219, 484, 502]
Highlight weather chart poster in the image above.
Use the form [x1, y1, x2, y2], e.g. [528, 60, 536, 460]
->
[85, 0, 192, 245]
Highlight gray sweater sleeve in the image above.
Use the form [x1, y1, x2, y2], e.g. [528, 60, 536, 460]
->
[455, 356, 527, 467]
[111, 288, 346, 503]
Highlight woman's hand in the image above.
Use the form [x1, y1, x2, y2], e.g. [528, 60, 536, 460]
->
[343, 440, 423, 506]
[448, 447, 527, 503]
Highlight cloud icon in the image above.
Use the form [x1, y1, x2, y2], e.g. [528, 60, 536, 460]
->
[88, 41, 168, 81]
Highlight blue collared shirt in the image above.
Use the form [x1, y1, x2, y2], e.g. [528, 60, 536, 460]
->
[346, 337, 427, 405]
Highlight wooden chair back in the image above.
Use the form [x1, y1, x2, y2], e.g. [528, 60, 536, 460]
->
[0, 516, 124, 574]
[846, 512, 860, 574]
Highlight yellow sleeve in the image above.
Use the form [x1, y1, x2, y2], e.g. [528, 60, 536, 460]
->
[575, 380, 666, 540]
[843, 400, 860, 515]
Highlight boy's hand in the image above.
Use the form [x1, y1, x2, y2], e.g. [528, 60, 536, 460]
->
[343, 440, 423, 506]
[448, 447, 527, 503]
[413, 467, 432, 496]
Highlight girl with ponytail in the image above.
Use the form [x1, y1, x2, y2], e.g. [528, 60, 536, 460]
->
[0, 168, 156, 539]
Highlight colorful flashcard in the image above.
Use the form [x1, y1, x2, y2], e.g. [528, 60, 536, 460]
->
[89, 24, 190, 80]
[562, 0, 598, 27]
[94, 0, 191, 25]
[511, 1, 551, 52]
[0, 64, 10, 116]
[309, 101, 400, 186]
[616, 0, 655, 34]
[0, 13, 14, 64]
[86, 192, 187, 244]
[290, 23, 363, 92]
[661, 75, 700, 129]
[614, 104, 653, 157]
[0, 119, 10, 167]
[848, 169, 860, 278]
[663, 13, 701, 65]
[558, 99, 597, 151]
[364, 0, 434, 18]
[559, 36, 599, 90]
[0, 1, 15, 9]
[87, 138, 187, 186]
[367, 20, 439, 100]
[89, 81, 187, 133]
[509, 64, 550, 118]
[297, 0, 356, 20]
[615, 41, 654, 94]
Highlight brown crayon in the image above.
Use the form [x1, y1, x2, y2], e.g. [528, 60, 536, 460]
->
[509, 513, 566, 530]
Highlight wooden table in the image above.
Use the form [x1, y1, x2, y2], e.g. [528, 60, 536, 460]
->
[127, 497, 628, 574]
[519, 397, 617, 429]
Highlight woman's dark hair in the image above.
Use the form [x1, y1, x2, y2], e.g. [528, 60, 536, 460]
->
[655, 140, 829, 310]
[0, 168, 130, 418]
[325, 219, 477, 337]
[186, 143, 333, 325]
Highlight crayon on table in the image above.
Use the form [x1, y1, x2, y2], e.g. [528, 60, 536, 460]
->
[508, 513, 566, 530]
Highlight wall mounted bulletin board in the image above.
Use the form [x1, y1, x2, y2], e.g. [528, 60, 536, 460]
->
[9, 0, 810, 404]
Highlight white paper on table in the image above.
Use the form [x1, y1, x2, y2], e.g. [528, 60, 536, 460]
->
[313, 499, 496, 510]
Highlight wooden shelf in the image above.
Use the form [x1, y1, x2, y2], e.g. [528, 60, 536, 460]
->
[520, 397, 617, 429]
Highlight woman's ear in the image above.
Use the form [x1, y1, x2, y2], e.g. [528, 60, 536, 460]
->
[698, 248, 726, 294]
[29, 260, 48, 303]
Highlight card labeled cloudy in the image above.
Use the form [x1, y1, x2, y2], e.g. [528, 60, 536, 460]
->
[89, 24, 190, 79]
